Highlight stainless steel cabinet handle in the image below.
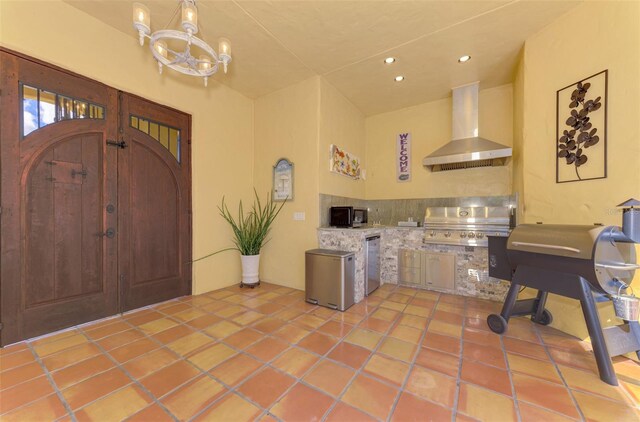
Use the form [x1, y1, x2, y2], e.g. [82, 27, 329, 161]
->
[511, 241, 581, 254]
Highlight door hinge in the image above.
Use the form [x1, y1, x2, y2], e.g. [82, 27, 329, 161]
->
[107, 140, 128, 149]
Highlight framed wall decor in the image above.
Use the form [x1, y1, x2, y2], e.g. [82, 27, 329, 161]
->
[273, 158, 293, 201]
[330, 144, 361, 180]
[556, 70, 608, 183]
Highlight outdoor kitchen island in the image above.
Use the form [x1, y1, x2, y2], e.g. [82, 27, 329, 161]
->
[317, 225, 510, 304]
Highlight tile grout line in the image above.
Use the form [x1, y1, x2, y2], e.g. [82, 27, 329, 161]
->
[76, 325, 180, 422]
[322, 286, 451, 421]
[535, 324, 588, 421]
[25, 342, 78, 422]
[6, 283, 633, 420]
[259, 294, 388, 421]
[500, 326, 523, 422]
[54, 294, 270, 420]
[151, 286, 355, 421]
[107, 287, 304, 420]
[4, 285, 305, 421]
[183, 288, 359, 421]
[450, 295, 467, 422]
[314, 287, 403, 421]
[134, 289, 308, 420]
[149, 294, 309, 420]
[317, 286, 403, 422]
[387, 290, 443, 422]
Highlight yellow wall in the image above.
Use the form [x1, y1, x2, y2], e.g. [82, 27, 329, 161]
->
[512, 52, 525, 224]
[253, 77, 321, 289]
[364, 84, 514, 199]
[520, 1, 640, 227]
[517, 1, 640, 341]
[318, 78, 366, 198]
[0, 0, 255, 294]
[253, 76, 367, 290]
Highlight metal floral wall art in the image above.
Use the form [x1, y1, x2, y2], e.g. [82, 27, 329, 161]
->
[556, 70, 607, 183]
[330, 144, 361, 180]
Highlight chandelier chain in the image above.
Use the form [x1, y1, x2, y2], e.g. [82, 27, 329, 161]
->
[162, 3, 182, 30]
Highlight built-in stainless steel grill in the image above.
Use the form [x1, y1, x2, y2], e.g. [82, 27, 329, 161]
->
[488, 199, 640, 386]
[423, 206, 512, 246]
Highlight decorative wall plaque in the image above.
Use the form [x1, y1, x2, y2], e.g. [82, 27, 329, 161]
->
[273, 158, 293, 201]
[556, 70, 607, 183]
[396, 132, 411, 182]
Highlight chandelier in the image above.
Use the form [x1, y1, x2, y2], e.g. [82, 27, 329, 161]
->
[132, 0, 231, 87]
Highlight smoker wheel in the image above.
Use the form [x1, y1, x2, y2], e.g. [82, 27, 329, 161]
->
[487, 314, 508, 334]
[532, 309, 553, 326]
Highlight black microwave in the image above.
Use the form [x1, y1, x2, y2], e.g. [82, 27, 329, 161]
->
[330, 207, 368, 228]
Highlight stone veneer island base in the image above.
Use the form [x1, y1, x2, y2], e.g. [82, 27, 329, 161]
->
[318, 227, 510, 304]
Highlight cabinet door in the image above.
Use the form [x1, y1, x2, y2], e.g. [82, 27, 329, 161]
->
[399, 267, 422, 285]
[423, 252, 456, 290]
[398, 248, 421, 269]
[398, 248, 422, 285]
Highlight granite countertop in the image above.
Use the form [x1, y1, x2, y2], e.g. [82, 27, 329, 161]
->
[317, 225, 425, 231]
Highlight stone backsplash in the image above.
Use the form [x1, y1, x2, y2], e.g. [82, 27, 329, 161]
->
[320, 193, 517, 227]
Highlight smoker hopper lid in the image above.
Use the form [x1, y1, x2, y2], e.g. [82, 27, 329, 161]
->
[507, 224, 606, 260]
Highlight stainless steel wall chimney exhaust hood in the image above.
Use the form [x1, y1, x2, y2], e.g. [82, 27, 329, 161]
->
[423, 82, 512, 172]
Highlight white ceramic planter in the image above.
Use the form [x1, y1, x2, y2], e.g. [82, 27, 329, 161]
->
[241, 254, 260, 285]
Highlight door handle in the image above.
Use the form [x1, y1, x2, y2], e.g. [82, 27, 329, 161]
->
[100, 228, 116, 238]
[71, 169, 87, 178]
[107, 140, 128, 149]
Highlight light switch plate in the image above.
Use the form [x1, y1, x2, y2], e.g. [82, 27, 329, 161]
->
[293, 212, 305, 221]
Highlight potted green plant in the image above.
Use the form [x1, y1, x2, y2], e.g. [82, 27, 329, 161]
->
[217, 190, 287, 287]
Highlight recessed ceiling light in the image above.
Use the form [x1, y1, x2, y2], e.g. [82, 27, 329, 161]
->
[384, 57, 396, 64]
[394, 76, 405, 82]
[458, 55, 471, 63]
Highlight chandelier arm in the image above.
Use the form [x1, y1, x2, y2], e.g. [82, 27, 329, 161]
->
[150, 30, 219, 77]
[168, 57, 186, 66]
[164, 47, 183, 57]
[186, 61, 200, 73]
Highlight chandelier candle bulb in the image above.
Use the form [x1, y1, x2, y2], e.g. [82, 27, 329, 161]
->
[219, 38, 232, 73]
[155, 40, 168, 58]
[181, 0, 198, 35]
[132, 2, 150, 46]
[198, 55, 212, 71]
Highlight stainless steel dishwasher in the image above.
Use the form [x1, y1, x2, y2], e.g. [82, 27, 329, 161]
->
[305, 249, 355, 311]
[365, 235, 381, 295]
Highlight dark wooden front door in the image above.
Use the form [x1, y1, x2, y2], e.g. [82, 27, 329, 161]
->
[118, 94, 192, 311]
[0, 51, 119, 344]
[0, 50, 192, 346]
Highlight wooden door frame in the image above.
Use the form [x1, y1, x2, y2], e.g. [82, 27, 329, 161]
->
[0, 48, 193, 345]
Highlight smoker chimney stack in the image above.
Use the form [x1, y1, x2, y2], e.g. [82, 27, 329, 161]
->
[618, 198, 640, 243]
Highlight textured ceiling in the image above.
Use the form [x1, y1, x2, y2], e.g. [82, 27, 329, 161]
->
[65, 0, 581, 115]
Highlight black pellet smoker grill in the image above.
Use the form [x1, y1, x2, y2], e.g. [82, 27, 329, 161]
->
[488, 199, 640, 386]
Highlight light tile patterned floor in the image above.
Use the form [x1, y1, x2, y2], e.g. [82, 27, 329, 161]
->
[1, 282, 639, 421]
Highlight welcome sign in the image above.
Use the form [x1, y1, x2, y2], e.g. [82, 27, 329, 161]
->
[396, 132, 411, 182]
